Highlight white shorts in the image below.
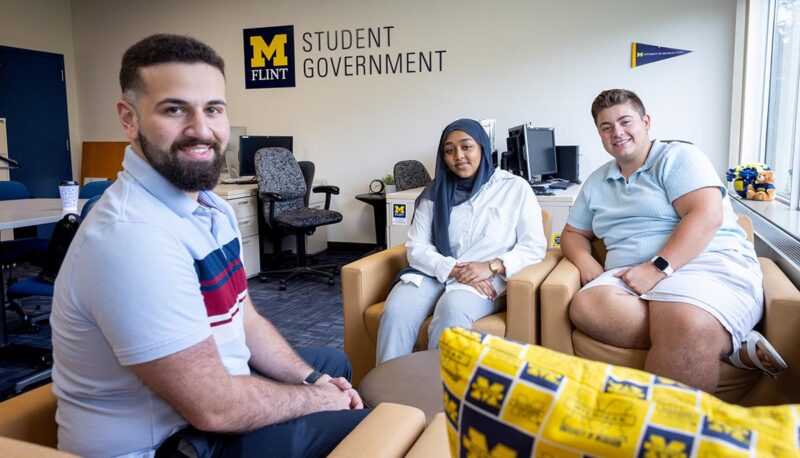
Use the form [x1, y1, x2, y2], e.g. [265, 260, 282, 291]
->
[581, 250, 764, 352]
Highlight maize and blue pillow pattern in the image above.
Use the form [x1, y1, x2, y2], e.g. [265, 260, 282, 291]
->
[439, 327, 799, 458]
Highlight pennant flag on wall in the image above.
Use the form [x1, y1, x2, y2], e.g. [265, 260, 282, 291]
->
[631, 42, 691, 68]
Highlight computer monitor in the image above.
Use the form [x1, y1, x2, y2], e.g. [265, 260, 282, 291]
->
[505, 125, 557, 183]
[238, 135, 293, 177]
[224, 126, 247, 176]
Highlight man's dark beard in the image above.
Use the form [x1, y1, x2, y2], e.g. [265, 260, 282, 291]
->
[139, 132, 224, 191]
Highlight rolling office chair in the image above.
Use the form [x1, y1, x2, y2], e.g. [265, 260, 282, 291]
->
[393, 160, 432, 192]
[1, 182, 48, 323]
[5, 196, 100, 328]
[254, 148, 342, 291]
[3, 195, 101, 393]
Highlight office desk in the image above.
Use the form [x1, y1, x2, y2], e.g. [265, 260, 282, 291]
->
[385, 185, 581, 248]
[0, 199, 83, 230]
[212, 183, 261, 278]
[0, 198, 85, 348]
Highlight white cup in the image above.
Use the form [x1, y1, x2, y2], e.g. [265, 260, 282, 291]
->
[59, 180, 79, 212]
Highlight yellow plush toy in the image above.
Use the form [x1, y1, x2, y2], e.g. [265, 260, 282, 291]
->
[746, 170, 776, 201]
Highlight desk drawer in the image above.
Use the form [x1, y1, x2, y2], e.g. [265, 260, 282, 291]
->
[230, 196, 257, 219]
[241, 234, 260, 278]
[238, 215, 258, 238]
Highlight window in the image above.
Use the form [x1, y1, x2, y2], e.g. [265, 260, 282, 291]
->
[764, 0, 800, 204]
[764, 0, 800, 203]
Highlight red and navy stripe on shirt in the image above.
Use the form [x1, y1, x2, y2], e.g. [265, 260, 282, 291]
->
[194, 238, 248, 327]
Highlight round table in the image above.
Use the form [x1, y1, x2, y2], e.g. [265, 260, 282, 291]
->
[355, 192, 387, 252]
[358, 350, 442, 424]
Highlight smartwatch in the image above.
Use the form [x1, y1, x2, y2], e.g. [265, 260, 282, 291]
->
[302, 370, 325, 385]
[650, 256, 673, 276]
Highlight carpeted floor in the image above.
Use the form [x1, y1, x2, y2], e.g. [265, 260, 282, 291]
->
[0, 246, 369, 401]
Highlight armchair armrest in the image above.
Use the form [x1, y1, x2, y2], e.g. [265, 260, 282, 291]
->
[312, 185, 339, 209]
[328, 403, 426, 458]
[0, 437, 78, 457]
[741, 257, 800, 405]
[405, 413, 450, 458]
[540, 256, 582, 355]
[505, 249, 563, 344]
[0, 383, 58, 448]
[342, 245, 409, 384]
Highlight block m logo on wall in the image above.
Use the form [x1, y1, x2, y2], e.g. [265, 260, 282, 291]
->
[244, 25, 296, 89]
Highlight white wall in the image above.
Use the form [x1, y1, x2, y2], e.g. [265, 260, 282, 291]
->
[0, 0, 82, 181]
[65, 0, 737, 243]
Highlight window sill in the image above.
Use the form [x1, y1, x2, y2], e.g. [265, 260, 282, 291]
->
[733, 196, 800, 242]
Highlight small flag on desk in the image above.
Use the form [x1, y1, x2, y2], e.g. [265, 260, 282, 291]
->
[631, 42, 691, 68]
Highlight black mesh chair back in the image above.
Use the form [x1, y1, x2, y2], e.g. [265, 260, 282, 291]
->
[393, 160, 432, 191]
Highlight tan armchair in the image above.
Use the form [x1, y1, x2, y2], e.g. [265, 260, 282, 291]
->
[540, 215, 800, 405]
[0, 383, 448, 458]
[343, 209, 563, 385]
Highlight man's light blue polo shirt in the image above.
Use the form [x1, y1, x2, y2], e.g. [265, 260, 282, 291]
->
[567, 140, 755, 270]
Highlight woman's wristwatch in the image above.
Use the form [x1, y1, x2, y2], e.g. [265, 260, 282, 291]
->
[488, 258, 502, 276]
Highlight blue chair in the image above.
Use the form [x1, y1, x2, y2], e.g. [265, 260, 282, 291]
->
[1, 182, 48, 323]
[0, 181, 47, 267]
[79, 180, 113, 199]
[6, 195, 101, 325]
[4, 195, 101, 393]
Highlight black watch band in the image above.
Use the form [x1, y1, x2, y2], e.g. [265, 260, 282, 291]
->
[302, 370, 324, 385]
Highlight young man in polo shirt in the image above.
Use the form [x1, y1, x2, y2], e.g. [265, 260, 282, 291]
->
[51, 34, 366, 457]
[560, 88, 786, 393]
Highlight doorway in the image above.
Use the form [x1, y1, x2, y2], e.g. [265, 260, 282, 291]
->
[0, 45, 72, 199]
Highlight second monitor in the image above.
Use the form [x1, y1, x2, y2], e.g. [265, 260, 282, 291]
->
[238, 135, 294, 177]
[505, 125, 557, 184]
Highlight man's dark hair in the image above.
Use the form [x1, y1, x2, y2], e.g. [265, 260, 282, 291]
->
[119, 34, 225, 98]
[590, 89, 646, 123]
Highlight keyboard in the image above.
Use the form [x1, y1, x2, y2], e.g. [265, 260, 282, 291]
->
[221, 176, 257, 185]
[531, 186, 555, 196]
[548, 182, 574, 190]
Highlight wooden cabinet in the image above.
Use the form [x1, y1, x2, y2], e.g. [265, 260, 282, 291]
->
[213, 183, 261, 278]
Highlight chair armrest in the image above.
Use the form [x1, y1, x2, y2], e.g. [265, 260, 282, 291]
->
[741, 257, 800, 405]
[505, 249, 563, 344]
[540, 256, 582, 355]
[312, 185, 340, 195]
[342, 245, 409, 384]
[312, 185, 339, 209]
[0, 437, 78, 457]
[328, 403, 426, 458]
[405, 413, 450, 458]
[259, 191, 284, 202]
[258, 192, 284, 226]
[0, 383, 58, 448]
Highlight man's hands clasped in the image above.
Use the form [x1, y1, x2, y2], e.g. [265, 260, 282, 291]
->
[312, 374, 364, 410]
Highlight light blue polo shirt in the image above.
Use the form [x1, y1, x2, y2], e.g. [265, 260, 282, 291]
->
[567, 140, 755, 270]
[51, 148, 251, 457]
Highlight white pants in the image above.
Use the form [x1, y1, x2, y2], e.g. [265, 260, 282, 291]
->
[582, 250, 763, 353]
[376, 276, 498, 365]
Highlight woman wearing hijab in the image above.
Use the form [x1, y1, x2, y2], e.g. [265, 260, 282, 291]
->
[376, 118, 547, 364]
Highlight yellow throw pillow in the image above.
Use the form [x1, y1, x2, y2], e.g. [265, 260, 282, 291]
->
[439, 327, 799, 457]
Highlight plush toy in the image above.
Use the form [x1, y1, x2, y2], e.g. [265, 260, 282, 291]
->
[747, 170, 776, 201]
[727, 162, 776, 200]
